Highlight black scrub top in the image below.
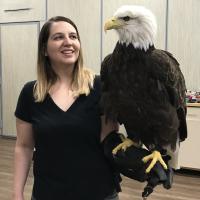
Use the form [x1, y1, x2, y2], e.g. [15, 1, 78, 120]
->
[15, 76, 117, 200]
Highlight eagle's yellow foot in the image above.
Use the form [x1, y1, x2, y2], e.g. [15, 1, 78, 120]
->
[112, 138, 134, 155]
[142, 150, 168, 173]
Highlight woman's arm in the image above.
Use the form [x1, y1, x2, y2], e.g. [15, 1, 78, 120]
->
[13, 118, 35, 200]
[100, 115, 119, 142]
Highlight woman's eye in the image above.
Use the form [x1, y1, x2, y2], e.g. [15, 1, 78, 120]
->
[70, 35, 78, 39]
[122, 16, 130, 21]
[54, 35, 64, 40]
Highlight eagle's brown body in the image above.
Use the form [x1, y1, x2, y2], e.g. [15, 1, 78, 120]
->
[101, 42, 187, 151]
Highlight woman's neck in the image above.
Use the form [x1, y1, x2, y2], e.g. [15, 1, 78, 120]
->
[51, 64, 74, 91]
[53, 64, 74, 83]
[49, 77, 72, 96]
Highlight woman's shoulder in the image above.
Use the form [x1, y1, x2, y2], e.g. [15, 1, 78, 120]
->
[15, 80, 36, 122]
[89, 75, 101, 99]
[20, 80, 36, 99]
[23, 80, 36, 90]
[93, 75, 101, 89]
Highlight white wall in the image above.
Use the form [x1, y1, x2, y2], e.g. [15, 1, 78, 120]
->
[167, 0, 200, 91]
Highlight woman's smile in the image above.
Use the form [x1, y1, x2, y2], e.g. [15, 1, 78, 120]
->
[60, 49, 75, 56]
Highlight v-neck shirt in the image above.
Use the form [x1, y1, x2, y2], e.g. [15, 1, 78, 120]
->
[15, 76, 117, 200]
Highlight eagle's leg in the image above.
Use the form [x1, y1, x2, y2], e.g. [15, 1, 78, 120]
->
[142, 150, 168, 173]
[112, 136, 138, 154]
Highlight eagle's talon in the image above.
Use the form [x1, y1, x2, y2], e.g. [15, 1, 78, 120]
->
[122, 146, 127, 151]
[112, 138, 134, 155]
[142, 150, 168, 173]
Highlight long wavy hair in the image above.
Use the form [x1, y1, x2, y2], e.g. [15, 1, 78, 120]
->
[34, 16, 94, 102]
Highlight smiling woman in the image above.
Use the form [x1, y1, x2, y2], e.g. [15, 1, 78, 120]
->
[13, 16, 120, 200]
[35, 16, 92, 102]
[46, 21, 81, 69]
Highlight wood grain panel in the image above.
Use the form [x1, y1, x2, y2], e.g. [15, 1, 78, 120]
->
[1, 23, 38, 136]
[0, 0, 46, 23]
[168, 0, 200, 91]
[48, 0, 101, 73]
[102, 0, 167, 58]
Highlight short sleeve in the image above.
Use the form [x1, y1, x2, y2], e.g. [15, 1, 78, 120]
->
[15, 81, 35, 123]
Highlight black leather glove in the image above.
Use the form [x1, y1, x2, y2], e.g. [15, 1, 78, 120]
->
[102, 131, 174, 198]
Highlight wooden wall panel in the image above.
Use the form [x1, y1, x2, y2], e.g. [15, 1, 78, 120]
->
[168, 0, 200, 91]
[48, 0, 101, 73]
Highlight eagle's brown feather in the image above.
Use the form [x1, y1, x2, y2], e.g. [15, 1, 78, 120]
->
[100, 42, 187, 151]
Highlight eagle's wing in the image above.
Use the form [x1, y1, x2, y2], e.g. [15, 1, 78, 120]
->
[101, 54, 112, 85]
[100, 54, 117, 121]
[151, 49, 187, 142]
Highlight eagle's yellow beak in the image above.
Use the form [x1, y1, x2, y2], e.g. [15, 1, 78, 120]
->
[104, 17, 124, 32]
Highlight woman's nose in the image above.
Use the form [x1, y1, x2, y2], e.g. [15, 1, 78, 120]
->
[63, 36, 72, 45]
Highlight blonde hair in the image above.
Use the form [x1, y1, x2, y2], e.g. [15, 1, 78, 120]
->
[33, 16, 95, 102]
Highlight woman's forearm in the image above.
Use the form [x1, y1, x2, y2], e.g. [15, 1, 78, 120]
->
[13, 145, 33, 199]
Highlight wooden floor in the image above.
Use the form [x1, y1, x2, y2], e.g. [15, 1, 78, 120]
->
[0, 137, 199, 200]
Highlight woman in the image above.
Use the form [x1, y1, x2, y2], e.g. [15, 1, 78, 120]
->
[13, 16, 119, 200]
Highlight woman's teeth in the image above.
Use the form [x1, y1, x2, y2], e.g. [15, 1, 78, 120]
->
[61, 50, 73, 54]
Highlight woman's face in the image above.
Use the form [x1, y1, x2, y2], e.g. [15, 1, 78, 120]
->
[46, 21, 80, 67]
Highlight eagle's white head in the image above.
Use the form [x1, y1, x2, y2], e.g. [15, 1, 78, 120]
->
[104, 5, 157, 51]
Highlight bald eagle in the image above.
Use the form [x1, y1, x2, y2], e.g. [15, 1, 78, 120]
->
[101, 5, 187, 173]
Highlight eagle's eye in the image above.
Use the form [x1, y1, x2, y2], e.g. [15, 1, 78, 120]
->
[122, 16, 130, 21]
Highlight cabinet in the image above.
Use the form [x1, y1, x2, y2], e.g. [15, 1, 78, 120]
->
[179, 106, 200, 170]
[0, 0, 46, 137]
[0, 23, 38, 136]
[0, 0, 46, 23]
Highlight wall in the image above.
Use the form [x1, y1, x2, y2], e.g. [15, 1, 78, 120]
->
[0, 0, 199, 136]
[167, 0, 200, 91]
